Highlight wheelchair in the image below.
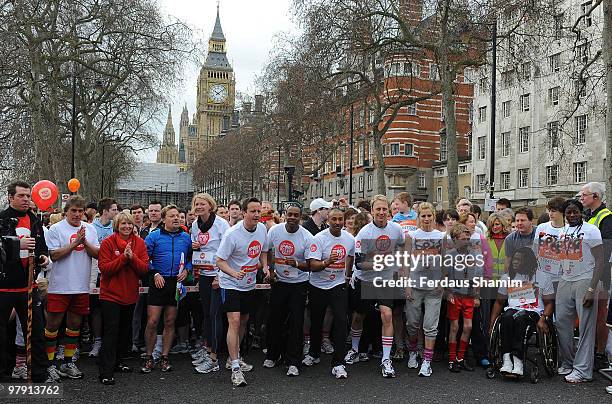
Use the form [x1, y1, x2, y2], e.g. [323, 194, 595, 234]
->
[486, 312, 558, 383]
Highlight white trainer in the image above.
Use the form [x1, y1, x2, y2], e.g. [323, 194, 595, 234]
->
[499, 353, 513, 373]
[407, 351, 419, 369]
[418, 360, 432, 377]
[511, 356, 523, 376]
[331, 365, 348, 379]
[302, 354, 320, 367]
[286, 365, 299, 377]
[262, 359, 276, 368]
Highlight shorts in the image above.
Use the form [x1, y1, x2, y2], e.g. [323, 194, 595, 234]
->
[447, 295, 474, 321]
[147, 275, 178, 307]
[351, 278, 404, 312]
[377, 299, 405, 311]
[47, 293, 90, 316]
[221, 288, 255, 314]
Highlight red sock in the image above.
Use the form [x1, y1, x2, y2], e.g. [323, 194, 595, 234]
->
[457, 339, 469, 361]
[448, 342, 457, 362]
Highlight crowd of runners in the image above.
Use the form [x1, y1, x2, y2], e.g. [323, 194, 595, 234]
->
[1, 179, 611, 394]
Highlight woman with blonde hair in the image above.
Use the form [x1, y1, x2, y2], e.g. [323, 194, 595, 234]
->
[190, 193, 230, 374]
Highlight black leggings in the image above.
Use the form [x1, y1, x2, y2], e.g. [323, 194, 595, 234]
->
[499, 309, 540, 357]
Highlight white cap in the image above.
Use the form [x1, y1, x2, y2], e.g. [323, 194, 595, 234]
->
[310, 198, 332, 212]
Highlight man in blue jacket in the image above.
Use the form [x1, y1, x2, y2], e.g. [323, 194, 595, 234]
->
[141, 205, 192, 373]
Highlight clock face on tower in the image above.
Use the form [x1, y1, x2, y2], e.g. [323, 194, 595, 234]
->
[208, 83, 228, 104]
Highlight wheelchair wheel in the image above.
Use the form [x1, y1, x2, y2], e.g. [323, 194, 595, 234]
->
[489, 316, 502, 372]
[537, 319, 558, 377]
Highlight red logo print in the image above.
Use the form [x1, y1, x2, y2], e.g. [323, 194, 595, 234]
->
[70, 233, 85, 251]
[279, 240, 295, 257]
[198, 232, 210, 246]
[247, 240, 262, 258]
[310, 244, 317, 252]
[375, 235, 391, 252]
[199, 252, 206, 259]
[331, 244, 346, 261]
[356, 240, 361, 249]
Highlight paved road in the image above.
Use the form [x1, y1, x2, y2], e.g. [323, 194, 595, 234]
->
[24, 350, 611, 404]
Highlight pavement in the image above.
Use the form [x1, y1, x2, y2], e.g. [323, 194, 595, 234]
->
[20, 350, 611, 404]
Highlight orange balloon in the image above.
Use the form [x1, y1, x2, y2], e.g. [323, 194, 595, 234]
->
[68, 178, 81, 193]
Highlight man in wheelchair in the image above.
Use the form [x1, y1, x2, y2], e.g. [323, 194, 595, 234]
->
[489, 247, 555, 377]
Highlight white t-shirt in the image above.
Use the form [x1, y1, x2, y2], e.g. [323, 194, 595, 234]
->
[533, 222, 565, 282]
[408, 228, 445, 290]
[498, 272, 555, 314]
[354, 221, 404, 282]
[306, 228, 355, 290]
[267, 223, 314, 283]
[217, 221, 268, 291]
[559, 222, 602, 282]
[190, 216, 230, 277]
[45, 220, 99, 294]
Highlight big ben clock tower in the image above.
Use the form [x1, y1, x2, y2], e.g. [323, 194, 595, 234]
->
[195, 5, 236, 149]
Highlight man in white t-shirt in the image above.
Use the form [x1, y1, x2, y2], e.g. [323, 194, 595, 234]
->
[44, 195, 100, 379]
[217, 198, 270, 387]
[347, 195, 405, 378]
[555, 199, 604, 383]
[304, 208, 355, 379]
[533, 197, 566, 285]
[263, 205, 314, 377]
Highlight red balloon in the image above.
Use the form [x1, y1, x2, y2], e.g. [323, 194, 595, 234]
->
[32, 180, 59, 211]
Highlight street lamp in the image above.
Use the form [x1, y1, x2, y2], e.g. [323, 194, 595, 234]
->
[284, 165, 295, 203]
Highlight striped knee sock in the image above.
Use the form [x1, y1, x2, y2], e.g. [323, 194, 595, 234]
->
[457, 339, 469, 361]
[15, 346, 26, 367]
[350, 328, 362, 352]
[382, 336, 393, 361]
[64, 328, 80, 362]
[44, 329, 58, 362]
[423, 348, 433, 362]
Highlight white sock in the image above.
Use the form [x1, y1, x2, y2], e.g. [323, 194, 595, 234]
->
[350, 328, 362, 352]
[155, 335, 162, 351]
[382, 336, 393, 361]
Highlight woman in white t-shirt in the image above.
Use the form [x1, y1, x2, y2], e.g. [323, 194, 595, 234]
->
[489, 247, 555, 377]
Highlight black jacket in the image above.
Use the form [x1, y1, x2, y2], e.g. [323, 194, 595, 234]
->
[0, 207, 49, 290]
[302, 217, 327, 236]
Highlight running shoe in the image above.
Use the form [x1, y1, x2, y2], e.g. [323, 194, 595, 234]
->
[195, 359, 220, 374]
[321, 339, 335, 354]
[169, 343, 189, 355]
[449, 361, 460, 373]
[140, 357, 155, 373]
[557, 366, 573, 375]
[381, 359, 396, 378]
[358, 353, 370, 362]
[231, 369, 247, 387]
[331, 365, 348, 379]
[262, 359, 276, 368]
[418, 360, 432, 377]
[58, 362, 84, 379]
[564, 370, 592, 383]
[344, 349, 360, 365]
[89, 340, 102, 358]
[302, 354, 320, 367]
[11, 365, 27, 380]
[225, 357, 254, 372]
[458, 359, 475, 372]
[286, 365, 299, 377]
[47, 365, 61, 382]
[303, 341, 310, 356]
[407, 351, 419, 368]
[160, 356, 173, 372]
[56, 345, 65, 361]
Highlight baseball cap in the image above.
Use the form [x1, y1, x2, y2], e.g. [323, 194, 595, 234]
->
[310, 198, 332, 212]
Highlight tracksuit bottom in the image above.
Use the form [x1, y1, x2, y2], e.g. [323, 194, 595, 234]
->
[308, 283, 348, 367]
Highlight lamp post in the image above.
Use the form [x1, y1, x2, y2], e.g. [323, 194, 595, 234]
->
[284, 165, 295, 203]
[276, 144, 281, 211]
[489, 19, 498, 200]
[349, 104, 354, 205]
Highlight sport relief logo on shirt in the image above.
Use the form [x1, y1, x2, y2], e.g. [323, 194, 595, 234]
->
[197, 232, 210, 246]
[537, 232, 562, 260]
[310, 243, 318, 252]
[70, 233, 85, 251]
[328, 244, 347, 270]
[375, 235, 391, 252]
[279, 240, 296, 257]
[247, 240, 262, 258]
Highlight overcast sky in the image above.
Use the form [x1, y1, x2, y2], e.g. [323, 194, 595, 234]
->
[139, 0, 296, 162]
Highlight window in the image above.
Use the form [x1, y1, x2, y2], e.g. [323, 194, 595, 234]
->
[501, 70, 514, 88]
[468, 103, 473, 124]
[546, 165, 559, 186]
[340, 144, 345, 171]
[358, 176, 364, 192]
[464, 186, 471, 199]
[417, 172, 426, 188]
[479, 77, 488, 94]
[358, 141, 364, 165]
[518, 168, 529, 188]
[500, 172, 511, 190]
[476, 174, 486, 192]
[477, 136, 486, 160]
[332, 148, 337, 169]
[547, 121, 560, 148]
[439, 134, 447, 161]
[436, 187, 442, 203]
[548, 86, 560, 105]
[335, 180, 340, 195]
[576, 42, 589, 63]
[502, 101, 511, 118]
[328, 182, 332, 196]
[521, 62, 531, 80]
[554, 14, 564, 39]
[519, 127, 530, 152]
[574, 162, 587, 183]
[359, 109, 365, 128]
[581, 2, 593, 27]
[407, 103, 417, 115]
[576, 114, 587, 144]
[574, 79, 587, 98]
[404, 61, 420, 77]
[436, 168, 445, 176]
[468, 133, 473, 157]
[501, 132, 510, 157]
[404, 143, 414, 156]
[459, 165, 468, 174]
[369, 108, 375, 124]
[367, 174, 373, 190]
[429, 64, 438, 80]
[478, 106, 487, 123]
[390, 143, 400, 156]
[368, 139, 374, 162]
[520, 94, 530, 111]
[549, 53, 560, 72]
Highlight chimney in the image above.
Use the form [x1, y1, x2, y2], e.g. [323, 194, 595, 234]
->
[254, 95, 263, 113]
[399, 0, 423, 27]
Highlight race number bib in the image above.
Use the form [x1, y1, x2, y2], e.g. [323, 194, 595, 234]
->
[192, 251, 214, 266]
[508, 282, 537, 308]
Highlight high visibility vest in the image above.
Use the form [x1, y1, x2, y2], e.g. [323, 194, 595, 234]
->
[487, 238, 506, 280]
[587, 207, 612, 228]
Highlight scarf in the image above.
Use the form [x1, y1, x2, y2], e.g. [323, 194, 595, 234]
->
[197, 213, 216, 234]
